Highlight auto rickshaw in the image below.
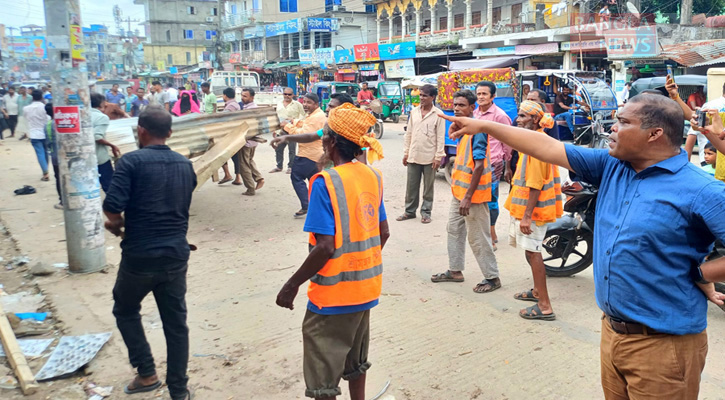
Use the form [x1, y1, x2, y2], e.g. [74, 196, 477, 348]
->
[368, 81, 404, 123]
[310, 82, 360, 111]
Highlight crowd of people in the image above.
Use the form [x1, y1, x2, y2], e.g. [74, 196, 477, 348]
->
[5, 74, 725, 400]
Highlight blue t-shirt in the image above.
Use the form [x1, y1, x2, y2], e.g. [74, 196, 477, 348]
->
[304, 175, 387, 315]
[105, 91, 125, 104]
[470, 133, 488, 160]
[565, 144, 725, 335]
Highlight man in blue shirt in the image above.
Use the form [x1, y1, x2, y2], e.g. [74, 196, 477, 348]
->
[442, 94, 725, 399]
[105, 84, 125, 105]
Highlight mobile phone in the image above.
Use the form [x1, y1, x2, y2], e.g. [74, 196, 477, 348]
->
[696, 109, 708, 127]
[666, 65, 673, 77]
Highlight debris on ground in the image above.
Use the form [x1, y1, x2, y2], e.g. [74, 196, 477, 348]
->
[30, 262, 55, 276]
[35, 333, 112, 381]
[84, 382, 113, 398]
[11, 256, 30, 266]
[0, 291, 45, 313]
[0, 337, 54, 357]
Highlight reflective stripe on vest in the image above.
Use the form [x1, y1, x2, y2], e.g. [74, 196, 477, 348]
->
[307, 162, 384, 308]
[505, 153, 563, 222]
[450, 133, 492, 203]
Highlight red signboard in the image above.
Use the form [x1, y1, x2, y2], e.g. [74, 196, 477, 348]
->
[354, 43, 380, 62]
[54, 106, 81, 134]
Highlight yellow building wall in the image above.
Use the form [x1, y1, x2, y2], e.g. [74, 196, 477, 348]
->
[144, 45, 207, 68]
[531, 0, 576, 29]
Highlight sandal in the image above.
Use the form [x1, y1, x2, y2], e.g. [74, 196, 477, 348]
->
[473, 278, 501, 293]
[396, 213, 416, 221]
[519, 304, 556, 321]
[421, 216, 432, 224]
[217, 177, 233, 185]
[294, 209, 307, 218]
[14, 185, 36, 195]
[513, 289, 539, 302]
[41, 175, 49, 181]
[431, 270, 464, 283]
[124, 376, 162, 394]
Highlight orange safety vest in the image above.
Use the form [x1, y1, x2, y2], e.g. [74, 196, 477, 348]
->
[307, 161, 384, 308]
[451, 133, 492, 203]
[504, 152, 563, 223]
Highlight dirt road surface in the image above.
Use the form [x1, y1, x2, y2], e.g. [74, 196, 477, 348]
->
[1, 122, 724, 400]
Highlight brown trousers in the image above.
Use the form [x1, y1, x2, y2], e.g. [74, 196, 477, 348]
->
[600, 318, 708, 400]
[239, 146, 262, 191]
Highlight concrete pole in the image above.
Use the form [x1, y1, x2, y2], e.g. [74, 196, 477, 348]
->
[681, 0, 692, 25]
[376, 18, 381, 43]
[288, 34, 293, 58]
[447, 1, 452, 39]
[310, 31, 315, 50]
[487, 0, 493, 35]
[388, 14, 394, 41]
[43, 0, 106, 274]
[431, 5, 438, 32]
[279, 35, 284, 59]
[465, 0, 472, 37]
[415, 10, 421, 42]
[401, 12, 407, 40]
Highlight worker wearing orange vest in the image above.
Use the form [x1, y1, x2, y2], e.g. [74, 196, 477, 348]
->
[431, 90, 501, 294]
[504, 101, 563, 321]
[276, 103, 389, 400]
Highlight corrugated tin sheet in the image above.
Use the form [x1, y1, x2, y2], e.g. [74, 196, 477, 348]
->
[691, 55, 725, 68]
[106, 107, 280, 157]
[662, 40, 725, 67]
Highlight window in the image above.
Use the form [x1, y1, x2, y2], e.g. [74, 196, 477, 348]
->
[439, 16, 447, 31]
[454, 13, 463, 28]
[254, 38, 263, 51]
[472, 11, 481, 26]
[205, 30, 217, 40]
[165, 30, 171, 42]
[187, 6, 196, 14]
[211, 7, 218, 16]
[280, 0, 297, 13]
[183, 30, 194, 40]
[186, 52, 192, 63]
[493, 7, 502, 24]
[230, 4, 237, 14]
[511, 3, 522, 24]
[167, 54, 173, 65]
[366, 4, 375, 13]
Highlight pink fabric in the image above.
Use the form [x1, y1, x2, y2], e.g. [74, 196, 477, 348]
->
[473, 103, 512, 164]
[171, 90, 201, 116]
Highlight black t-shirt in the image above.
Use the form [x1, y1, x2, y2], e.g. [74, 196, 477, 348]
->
[554, 93, 573, 115]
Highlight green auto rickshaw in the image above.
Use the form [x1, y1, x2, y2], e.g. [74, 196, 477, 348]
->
[311, 82, 360, 112]
[370, 81, 404, 123]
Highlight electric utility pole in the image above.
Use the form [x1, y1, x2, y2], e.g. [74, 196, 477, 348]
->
[44, 0, 107, 274]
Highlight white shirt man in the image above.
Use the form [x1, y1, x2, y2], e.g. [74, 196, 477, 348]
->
[23, 100, 49, 140]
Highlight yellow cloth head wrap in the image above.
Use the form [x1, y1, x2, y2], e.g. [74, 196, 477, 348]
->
[520, 100, 555, 129]
[328, 103, 384, 163]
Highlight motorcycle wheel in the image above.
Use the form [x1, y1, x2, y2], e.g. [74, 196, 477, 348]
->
[444, 158, 454, 184]
[542, 228, 594, 277]
[373, 120, 384, 139]
[391, 113, 400, 124]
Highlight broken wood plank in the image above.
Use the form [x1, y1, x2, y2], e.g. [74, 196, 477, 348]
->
[192, 122, 250, 191]
[0, 301, 39, 395]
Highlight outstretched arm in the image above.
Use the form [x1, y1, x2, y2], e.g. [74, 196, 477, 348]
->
[270, 133, 319, 149]
[440, 114, 572, 171]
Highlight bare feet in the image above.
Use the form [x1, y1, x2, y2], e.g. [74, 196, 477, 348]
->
[255, 179, 265, 190]
[269, 168, 282, 173]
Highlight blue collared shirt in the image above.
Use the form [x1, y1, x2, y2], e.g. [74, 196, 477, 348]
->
[565, 145, 725, 335]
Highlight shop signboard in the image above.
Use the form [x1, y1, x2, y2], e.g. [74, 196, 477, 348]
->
[603, 25, 658, 59]
[307, 18, 339, 32]
[315, 47, 335, 68]
[354, 43, 380, 62]
[243, 26, 265, 39]
[472, 46, 515, 57]
[358, 63, 379, 71]
[266, 19, 301, 37]
[378, 41, 416, 61]
[561, 39, 606, 52]
[229, 53, 241, 63]
[515, 43, 559, 55]
[384, 59, 415, 78]
[9, 36, 47, 60]
[334, 48, 354, 64]
[299, 49, 316, 65]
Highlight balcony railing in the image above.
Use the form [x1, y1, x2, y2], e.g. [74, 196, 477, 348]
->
[221, 9, 262, 29]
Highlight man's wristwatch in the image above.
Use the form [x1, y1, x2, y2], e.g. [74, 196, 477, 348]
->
[692, 265, 709, 285]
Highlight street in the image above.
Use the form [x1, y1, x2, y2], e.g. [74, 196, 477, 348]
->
[1, 121, 725, 400]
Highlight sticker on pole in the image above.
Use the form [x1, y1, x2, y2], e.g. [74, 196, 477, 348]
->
[54, 106, 81, 134]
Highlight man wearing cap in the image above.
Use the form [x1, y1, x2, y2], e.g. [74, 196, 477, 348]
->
[282, 93, 327, 218]
[276, 103, 389, 400]
[505, 101, 563, 321]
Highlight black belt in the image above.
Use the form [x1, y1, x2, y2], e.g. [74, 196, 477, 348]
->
[604, 314, 661, 335]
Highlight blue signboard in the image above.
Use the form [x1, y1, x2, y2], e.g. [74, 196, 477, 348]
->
[265, 19, 301, 37]
[306, 18, 339, 32]
[334, 49, 353, 64]
[244, 26, 265, 39]
[378, 41, 416, 61]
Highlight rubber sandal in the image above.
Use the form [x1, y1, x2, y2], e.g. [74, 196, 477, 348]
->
[473, 278, 501, 293]
[396, 214, 416, 221]
[124, 378, 161, 394]
[520, 304, 556, 321]
[14, 185, 36, 195]
[231, 181, 243, 186]
[217, 177, 232, 185]
[421, 216, 432, 224]
[514, 289, 539, 302]
[431, 270, 464, 283]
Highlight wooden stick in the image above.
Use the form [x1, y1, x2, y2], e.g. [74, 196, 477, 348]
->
[0, 302, 39, 394]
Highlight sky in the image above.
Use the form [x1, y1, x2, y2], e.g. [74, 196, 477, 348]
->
[0, 0, 146, 35]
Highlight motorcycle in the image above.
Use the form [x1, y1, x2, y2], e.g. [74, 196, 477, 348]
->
[542, 181, 597, 277]
[363, 102, 385, 139]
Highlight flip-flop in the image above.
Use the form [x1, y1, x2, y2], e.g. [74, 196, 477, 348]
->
[473, 279, 501, 293]
[421, 216, 432, 224]
[124, 378, 161, 394]
[231, 181, 243, 186]
[14, 185, 36, 195]
[514, 289, 539, 302]
[520, 304, 556, 321]
[217, 177, 232, 185]
[431, 270, 464, 283]
[396, 214, 416, 221]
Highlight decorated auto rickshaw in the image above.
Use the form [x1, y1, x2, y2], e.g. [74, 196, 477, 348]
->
[311, 82, 360, 111]
[437, 68, 519, 182]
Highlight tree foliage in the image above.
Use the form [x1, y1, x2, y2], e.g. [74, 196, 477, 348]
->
[639, 0, 725, 19]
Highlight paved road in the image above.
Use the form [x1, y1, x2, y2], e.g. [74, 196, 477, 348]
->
[0, 122, 724, 399]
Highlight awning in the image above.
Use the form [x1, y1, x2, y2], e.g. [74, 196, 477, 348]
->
[449, 56, 527, 71]
[415, 49, 471, 58]
[661, 40, 725, 66]
[264, 61, 300, 69]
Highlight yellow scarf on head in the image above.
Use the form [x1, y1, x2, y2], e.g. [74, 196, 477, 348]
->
[328, 103, 384, 162]
[520, 100, 555, 129]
